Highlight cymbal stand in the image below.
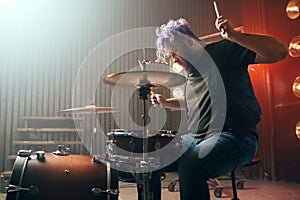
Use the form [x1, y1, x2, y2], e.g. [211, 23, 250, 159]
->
[138, 85, 151, 200]
[138, 54, 153, 200]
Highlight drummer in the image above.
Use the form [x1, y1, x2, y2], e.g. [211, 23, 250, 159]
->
[147, 16, 287, 200]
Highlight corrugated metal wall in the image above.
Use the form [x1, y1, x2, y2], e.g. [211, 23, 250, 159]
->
[0, 0, 242, 171]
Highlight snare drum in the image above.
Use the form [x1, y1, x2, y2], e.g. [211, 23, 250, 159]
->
[107, 129, 176, 153]
[6, 150, 118, 200]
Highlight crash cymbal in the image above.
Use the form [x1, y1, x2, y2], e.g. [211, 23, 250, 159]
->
[286, 0, 300, 19]
[60, 105, 123, 114]
[103, 70, 186, 88]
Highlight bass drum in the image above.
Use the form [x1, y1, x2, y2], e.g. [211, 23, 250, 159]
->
[6, 151, 118, 200]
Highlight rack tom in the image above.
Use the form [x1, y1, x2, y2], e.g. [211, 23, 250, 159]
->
[107, 129, 176, 153]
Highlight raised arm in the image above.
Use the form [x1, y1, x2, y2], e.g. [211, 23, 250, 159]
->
[215, 16, 288, 64]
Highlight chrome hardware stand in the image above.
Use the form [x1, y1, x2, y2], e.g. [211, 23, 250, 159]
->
[138, 54, 153, 200]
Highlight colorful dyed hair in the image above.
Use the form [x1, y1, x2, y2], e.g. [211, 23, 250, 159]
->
[156, 18, 198, 63]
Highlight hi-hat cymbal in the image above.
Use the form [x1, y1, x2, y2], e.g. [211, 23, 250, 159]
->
[286, 0, 300, 19]
[103, 70, 186, 88]
[60, 105, 123, 114]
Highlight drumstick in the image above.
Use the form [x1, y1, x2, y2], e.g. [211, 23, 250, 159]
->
[213, 1, 225, 34]
[213, 1, 220, 18]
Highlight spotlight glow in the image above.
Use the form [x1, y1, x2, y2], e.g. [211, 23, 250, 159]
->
[292, 76, 300, 98]
[296, 121, 300, 139]
[289, 36, 300, 57]
[286, 0, 300, 19]
[172, 63, 183, 73]
[172, 87, 184, 98]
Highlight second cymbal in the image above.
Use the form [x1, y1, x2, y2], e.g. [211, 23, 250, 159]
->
[103, 70, 186, 88]
[60, 105, 123, 114]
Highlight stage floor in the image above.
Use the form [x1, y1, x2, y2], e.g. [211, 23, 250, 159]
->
[1, 172, 300, 200]
[118, 172, 300, 200]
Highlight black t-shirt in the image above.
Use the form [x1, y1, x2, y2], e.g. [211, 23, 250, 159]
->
[185, 39, 261, 138]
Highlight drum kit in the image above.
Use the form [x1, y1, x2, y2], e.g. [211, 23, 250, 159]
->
[6, 60, 186, 200]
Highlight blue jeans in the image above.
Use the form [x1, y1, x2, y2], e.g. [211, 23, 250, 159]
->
[178, 131, 258, 200]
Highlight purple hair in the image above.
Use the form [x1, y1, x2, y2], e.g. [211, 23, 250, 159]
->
[156, 18, 198, 63]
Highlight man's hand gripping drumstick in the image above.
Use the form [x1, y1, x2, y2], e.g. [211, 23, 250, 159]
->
[150, 90, 185, 111]
[150, 90, 164, 108]
[213, 1, 237, 41]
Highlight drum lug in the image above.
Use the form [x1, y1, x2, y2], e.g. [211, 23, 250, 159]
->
[17, 149, 46, 160]
[36, 150, 46, 160]
[52, 145, 70, 156]
[7, 184, 39, 195]
[91, 188, 119, 196]
[17, 150, 33, 157]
